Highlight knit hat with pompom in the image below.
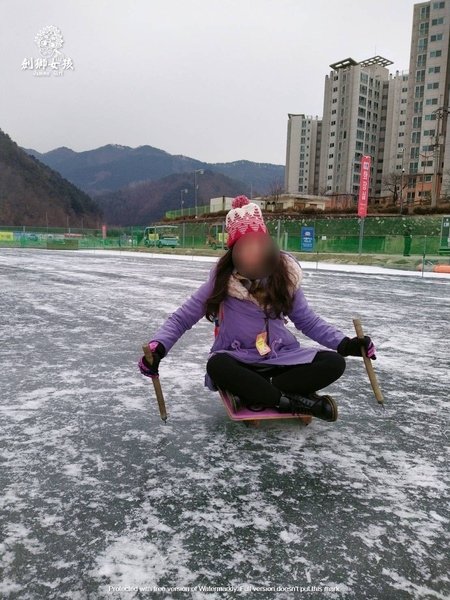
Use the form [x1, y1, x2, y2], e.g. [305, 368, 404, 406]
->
[225, 195, 268, 249]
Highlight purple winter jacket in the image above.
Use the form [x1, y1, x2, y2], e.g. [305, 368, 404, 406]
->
[150, 251, 348, 392]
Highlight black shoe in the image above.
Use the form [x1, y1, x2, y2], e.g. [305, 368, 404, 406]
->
[227, 392, 266, 412]
[277, 391, 338, 422]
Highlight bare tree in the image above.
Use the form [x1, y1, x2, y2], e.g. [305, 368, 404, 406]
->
[268, 178, 285, 203]
[382, 172, 408, 206]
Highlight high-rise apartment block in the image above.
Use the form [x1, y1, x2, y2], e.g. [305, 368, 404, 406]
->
[285, 114, 321, 195]
[318, 56, 393, 199]
[404, 0, 450, 204]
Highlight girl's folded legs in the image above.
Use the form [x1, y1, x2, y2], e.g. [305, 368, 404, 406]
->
[206, 350, 346, 409]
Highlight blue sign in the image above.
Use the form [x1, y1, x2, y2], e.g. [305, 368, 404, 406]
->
[300, 226, 315, 251]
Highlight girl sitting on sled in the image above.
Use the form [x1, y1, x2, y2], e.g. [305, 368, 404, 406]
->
[139, 195, 376, 421]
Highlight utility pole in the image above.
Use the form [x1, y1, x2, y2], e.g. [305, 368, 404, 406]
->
[350, 155, 356, 196]
[399, 148, 405, 214]
[431, 106, 450, 208]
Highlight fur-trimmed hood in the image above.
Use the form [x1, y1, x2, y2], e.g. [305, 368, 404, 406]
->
[227, 251, 303, 309]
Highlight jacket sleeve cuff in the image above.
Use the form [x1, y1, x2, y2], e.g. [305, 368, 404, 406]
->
[148, 340, 167, 358]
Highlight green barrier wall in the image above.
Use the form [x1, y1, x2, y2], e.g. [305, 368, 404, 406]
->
[0, 215, 448, 257]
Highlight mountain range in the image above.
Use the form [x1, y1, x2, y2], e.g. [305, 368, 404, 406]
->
[18, 143, 284, 226]
[22, 144, 284, 198]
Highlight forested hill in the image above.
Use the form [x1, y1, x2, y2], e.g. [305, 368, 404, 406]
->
[0, 129, 102, 227]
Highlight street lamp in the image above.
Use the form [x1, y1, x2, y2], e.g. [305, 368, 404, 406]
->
[180, 188, 188, 217]
[193, 169, 204, 218]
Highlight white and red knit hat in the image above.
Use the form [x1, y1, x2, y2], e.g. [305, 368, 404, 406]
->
[225, 195, 268, 249]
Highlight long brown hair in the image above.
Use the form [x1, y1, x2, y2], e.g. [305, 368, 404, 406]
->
[205, 247, 297, 321]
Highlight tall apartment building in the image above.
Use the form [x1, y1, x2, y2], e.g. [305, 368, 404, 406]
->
[285, 114, 321, 195]
[404, 0, 450, 205]
[317, 56, 394, 198]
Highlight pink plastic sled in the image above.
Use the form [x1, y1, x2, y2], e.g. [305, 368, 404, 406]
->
[217, 387, 313, 428]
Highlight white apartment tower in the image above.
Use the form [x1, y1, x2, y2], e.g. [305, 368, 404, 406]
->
[404, 0, 450, 205]
[318, 56, 393, 198]
[285, 114, 322, 195]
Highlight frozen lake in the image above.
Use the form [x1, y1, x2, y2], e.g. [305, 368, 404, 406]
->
[0, 248, 449, 599]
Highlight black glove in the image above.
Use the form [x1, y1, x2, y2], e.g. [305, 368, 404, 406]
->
[337, 335, 377, 359]
[138, 341, 167, 378]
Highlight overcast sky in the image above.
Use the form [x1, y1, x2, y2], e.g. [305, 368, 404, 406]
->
[1, 0, 419, 164]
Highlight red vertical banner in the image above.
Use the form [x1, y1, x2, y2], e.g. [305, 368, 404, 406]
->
[358, 155, 371, 217]
[102, 224, 107, 239]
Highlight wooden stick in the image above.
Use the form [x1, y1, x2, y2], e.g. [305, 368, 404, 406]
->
[352, 318, 385, 408]
[142, 344, 168, 423]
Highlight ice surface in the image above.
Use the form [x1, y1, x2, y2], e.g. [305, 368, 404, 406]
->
[0, 248, 449, 599]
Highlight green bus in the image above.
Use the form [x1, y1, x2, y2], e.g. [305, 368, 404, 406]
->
[143, 225, 180, 248]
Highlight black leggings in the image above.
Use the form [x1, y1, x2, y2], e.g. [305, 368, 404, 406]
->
[206, 350, 346, 408]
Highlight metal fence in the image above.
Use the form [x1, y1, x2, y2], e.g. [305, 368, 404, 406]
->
[0, 217, 449, 264]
